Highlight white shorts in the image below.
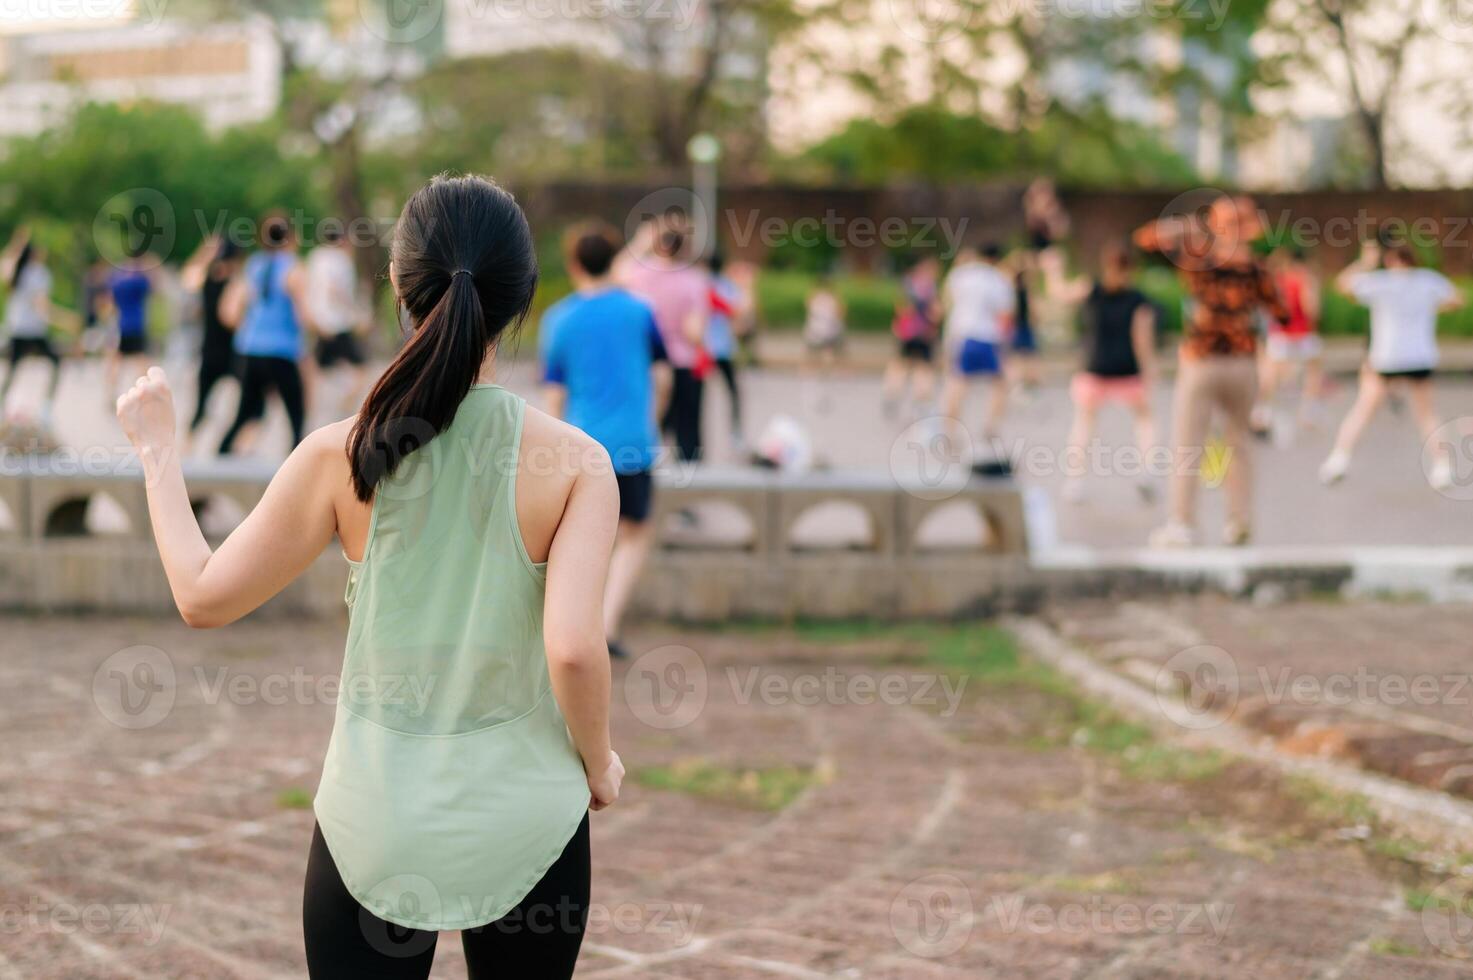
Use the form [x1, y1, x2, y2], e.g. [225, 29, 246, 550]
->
[1266, 332, 1322, 363]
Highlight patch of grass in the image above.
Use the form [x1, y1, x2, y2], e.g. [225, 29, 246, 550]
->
[276, 787, 313, 810]
[1368, 937, 1423, 958]
[1117, 744, 1229, 783]
[634, 758, 826, 811]
[1369, 837, 1424, 863]
[1283, 776, 1378, 827]
[1047, 871, 1144, 895]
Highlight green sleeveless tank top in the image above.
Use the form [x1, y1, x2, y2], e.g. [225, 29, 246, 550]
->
[314, 385, 591, 931]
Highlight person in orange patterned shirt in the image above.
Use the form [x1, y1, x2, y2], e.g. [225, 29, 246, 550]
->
[1134, 195, 1287, 547]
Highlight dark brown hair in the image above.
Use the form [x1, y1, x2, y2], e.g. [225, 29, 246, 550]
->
[347, 175, 538, 501]
[562, 220, 622, 278]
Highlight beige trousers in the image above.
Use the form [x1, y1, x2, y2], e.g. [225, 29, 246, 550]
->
[1168, 356, 1257, 529]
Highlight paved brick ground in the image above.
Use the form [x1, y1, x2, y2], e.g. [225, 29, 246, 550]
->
[4, 610, 1473, 977]
[1053, 596, 1473, 800]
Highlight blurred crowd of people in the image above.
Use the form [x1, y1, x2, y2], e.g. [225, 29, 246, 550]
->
[0, 179, 1465, 552]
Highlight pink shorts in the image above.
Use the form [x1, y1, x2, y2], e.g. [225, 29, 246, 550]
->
[1072, 372, 1147, 409]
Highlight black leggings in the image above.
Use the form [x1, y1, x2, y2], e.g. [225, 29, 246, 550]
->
[302, 815, 590, 979]
[189, 354, 233, 433]
[662, 366, 704, 462]
[714, 357, 740, 430]
[219, 355, 305, 453]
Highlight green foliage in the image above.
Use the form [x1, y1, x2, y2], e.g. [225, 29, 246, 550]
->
[0, 101, 324, 307]
[791, 105, 1197, 188]
[755, 270, 899, 332]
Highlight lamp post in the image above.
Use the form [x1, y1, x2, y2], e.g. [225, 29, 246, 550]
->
[687, 132, 721, 260]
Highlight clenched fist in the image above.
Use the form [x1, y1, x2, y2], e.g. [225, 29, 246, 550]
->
[116, 366, 178, 453]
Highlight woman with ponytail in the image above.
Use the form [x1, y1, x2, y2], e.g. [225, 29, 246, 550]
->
[115, 175, 622, 978]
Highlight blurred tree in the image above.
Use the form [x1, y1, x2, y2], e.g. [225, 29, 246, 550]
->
[0, 102, 321, 300]
[791, 105, 1196, 188]
[1262, 0, 1466, 188]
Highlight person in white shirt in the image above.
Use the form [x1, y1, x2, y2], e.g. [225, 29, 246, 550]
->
[940, 242, 1015, 453]
[1320, 240, 1465, 488]
[305, 227, 368, 415]
[1, 231, 77, 427]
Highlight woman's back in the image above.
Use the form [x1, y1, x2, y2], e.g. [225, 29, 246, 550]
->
[317, 385, 592, 930]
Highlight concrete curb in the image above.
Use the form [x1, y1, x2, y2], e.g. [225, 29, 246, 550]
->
[1031, 546, 1473, 603]
[1007, 616, 1473, 852]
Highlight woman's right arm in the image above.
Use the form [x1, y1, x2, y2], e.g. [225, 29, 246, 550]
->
[542, 448, 624, 810]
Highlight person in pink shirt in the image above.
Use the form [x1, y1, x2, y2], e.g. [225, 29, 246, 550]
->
[620, 225, 709, 461]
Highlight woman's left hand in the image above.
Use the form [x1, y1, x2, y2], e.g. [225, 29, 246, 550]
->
[116, 366, 178, 453]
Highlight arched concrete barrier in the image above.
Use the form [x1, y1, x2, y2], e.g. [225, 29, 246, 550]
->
[0, 457, 1031, 619]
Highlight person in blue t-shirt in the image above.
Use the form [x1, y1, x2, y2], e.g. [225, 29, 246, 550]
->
[218, 214, 310, 454]
[543, 221, 669, 659]
[103, 257, 155, 407]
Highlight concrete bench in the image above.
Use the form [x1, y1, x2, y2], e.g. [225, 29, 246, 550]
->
[0, 455, 1031, 619]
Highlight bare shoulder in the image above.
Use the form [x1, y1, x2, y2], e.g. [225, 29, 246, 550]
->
[520, 403, 613, 478]
[300, 417, 356, 462]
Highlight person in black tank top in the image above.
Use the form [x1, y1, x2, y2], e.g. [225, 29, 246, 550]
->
[1062, 241, 1160, 505]
[184, 237, 243, 439]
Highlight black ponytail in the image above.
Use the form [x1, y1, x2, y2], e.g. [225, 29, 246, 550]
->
[348, 175, 538, 501]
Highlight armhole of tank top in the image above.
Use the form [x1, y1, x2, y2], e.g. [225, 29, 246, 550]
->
[506, 396, 548, 581]
[343, 482, 383, 571]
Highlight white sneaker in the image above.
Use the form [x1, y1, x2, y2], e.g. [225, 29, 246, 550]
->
[1222, 521, 1251, 547]
[1318, 450, 1350, 486]
[1429, 456, 1454, 491]
[1149, 522, 1197, 549]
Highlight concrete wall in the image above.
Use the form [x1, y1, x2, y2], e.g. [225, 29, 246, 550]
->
[0, 460, 1032, 622]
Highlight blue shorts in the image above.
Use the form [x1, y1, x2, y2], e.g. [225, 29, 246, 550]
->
[956, 338, 1003, 377]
